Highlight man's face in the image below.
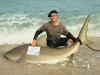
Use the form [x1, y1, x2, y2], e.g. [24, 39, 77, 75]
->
[50, 13, 58, 22]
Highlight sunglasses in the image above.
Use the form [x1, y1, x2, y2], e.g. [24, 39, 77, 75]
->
[50, 14, 58, 17]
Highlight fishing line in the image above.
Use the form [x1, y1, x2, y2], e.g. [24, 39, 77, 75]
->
[77, 37, 100, 52]
[86, 44, 100, 52]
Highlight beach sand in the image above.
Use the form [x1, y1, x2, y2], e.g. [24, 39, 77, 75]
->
[0, 37, 100, 75]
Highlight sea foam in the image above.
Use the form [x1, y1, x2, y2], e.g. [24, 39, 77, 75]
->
[0, 12, 100, 45]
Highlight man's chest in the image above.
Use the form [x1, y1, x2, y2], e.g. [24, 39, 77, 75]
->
[46, 26, 63, 35]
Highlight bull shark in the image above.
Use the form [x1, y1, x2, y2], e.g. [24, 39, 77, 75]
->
[4, 16, 93, 64]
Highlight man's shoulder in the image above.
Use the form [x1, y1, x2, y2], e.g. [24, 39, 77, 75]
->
[59, 22, 65, 27]
[44, 21, 51, 25]
[43, 21, 51, 27]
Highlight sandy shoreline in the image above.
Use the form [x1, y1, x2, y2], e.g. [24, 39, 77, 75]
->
[0, 37, 100, 75]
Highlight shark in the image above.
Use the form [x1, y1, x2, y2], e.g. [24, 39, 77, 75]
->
[4, 16, 93, 64]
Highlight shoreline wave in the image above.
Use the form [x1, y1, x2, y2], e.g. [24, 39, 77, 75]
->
[0, 12, 100, 45]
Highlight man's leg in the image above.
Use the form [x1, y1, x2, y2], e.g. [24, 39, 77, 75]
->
[47, 38, 68, 48]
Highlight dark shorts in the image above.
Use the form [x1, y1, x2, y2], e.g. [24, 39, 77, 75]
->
[47, 38, 68, 48]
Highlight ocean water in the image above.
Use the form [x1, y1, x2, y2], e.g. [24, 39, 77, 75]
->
[0, 0, 100, 45]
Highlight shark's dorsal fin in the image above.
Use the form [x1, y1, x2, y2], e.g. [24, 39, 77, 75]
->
[78, 16, 93, 45]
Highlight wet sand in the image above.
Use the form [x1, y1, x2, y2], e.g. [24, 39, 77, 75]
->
[0, 37, 100, 75]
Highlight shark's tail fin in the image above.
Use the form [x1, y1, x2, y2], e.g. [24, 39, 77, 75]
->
[77, 16, 94, 45]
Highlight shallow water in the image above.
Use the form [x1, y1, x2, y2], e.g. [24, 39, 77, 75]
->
[0, 37, 100, 75]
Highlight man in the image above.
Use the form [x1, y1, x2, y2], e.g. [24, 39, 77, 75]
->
[31, 10, 76, 48]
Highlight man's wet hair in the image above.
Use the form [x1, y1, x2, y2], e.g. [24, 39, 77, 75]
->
[48, 10, 58, 17]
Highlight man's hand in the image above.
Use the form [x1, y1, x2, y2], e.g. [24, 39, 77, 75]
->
[31, 42, 36, 46]
[67, 39, 74, 44]
[31, 40, 37, 46]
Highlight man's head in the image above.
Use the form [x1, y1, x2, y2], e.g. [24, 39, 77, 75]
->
[48, 10, 58, 22]
[48, 10, 58, 17]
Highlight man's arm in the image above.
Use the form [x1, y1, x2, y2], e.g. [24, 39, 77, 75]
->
[66, 32, 77, 42]
[61, 24, 76, 42]
[33, 30, 43, 40]
[31, 24, 46, 46]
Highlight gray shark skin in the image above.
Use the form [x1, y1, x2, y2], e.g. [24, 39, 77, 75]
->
[5, 16, 92, 64]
